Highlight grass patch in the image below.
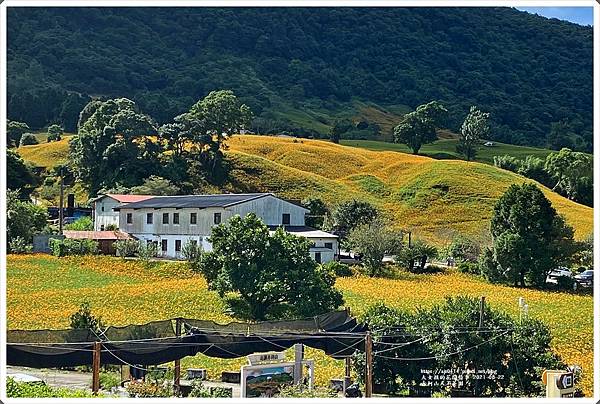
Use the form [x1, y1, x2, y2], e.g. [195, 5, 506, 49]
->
[6, 254, 594, 396]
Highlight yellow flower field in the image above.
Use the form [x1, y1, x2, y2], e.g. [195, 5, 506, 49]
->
[6, 254, 593, 396]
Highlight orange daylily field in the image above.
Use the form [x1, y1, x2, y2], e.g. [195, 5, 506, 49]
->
[6, 254, 593, 396]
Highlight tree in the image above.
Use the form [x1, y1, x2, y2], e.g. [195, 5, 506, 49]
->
[197, 213, 343, 320]
[69, 98, 160, 195]
[488, 183, 576, 287]
[393, 101, 447, 154]
[330, 119, 353, 144]
[353, 297, 565, 397]
[7, 150, 38, 198]
[69, 301, 103, 331]
[323, 199, 378, 243]
[456, 106, 489, 161]
[447, 235, 481, 263]
[7, 189, 48, 246]
[394, 239, 438, 272]
[188, 90, 252, 148]
[19, 133, 39, 146]
[129, 175, 180, 196]
[544, 148, 591, 201]
[7, 120, 30, 148]
[347, 218, 403, 276]
[302, 196, 329, 228]
[47, 124, 63, 142]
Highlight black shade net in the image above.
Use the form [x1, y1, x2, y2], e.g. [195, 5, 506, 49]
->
[7, 311, 367, 368]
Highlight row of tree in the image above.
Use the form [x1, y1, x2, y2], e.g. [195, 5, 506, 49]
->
[494, 148, 592, 207]
[69, 90, 251, 196]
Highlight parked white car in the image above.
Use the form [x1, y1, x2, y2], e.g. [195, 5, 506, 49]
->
[546, 267, 573, 284]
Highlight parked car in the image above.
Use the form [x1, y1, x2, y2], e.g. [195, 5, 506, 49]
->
[574, 270, 593, 287]
[546, 267, 573, 284]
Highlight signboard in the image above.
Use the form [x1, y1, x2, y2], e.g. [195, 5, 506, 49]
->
[240, 360, 314, 398]
[247, 351, 286, 365]
[542, 370, 575, 398]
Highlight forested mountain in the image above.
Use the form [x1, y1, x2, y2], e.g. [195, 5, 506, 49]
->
[7, 7, 593, 150]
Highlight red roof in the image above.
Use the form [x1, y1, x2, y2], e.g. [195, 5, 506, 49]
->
[106, 194, 153, 203]
[63, 231, 134, 240]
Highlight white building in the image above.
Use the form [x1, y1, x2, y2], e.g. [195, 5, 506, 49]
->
[91, 194, 153, 231]
[113, 193, 338, 263]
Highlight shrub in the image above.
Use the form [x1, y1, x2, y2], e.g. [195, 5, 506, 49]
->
[99, 372, 121, 390]
[64, 216, 93, 231]
[137, 241, 158, 263]
[19, 133, 39, 146]
[447, 236, 481, 263]
[322, 261, 353, 277]
[181, 240, 203, 268]
[395, 240, 438, 273]
[125, 381, 172, 398]
[458, 261, 480, 275]
[114, 239, 139, 257]
[420, 264, 445, 274]
[49, 238, 98, 257]
[9, 236, 32, 254]
[105, 224, 118, 231]
[7, 377, 96, 398]
[188, 380, 232, 398]
[70, 301, 103, 331]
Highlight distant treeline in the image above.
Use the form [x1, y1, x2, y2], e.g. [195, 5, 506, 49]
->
[7, 7, 593, 151]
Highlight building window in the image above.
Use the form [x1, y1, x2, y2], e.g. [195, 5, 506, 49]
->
[146, 213, 153, 224]
[100, 225, 105, 231]
[325, 242, 333, 250]
[175, 240, 182, 252]
[163, 213, 169, 224]
[126, 213, 133, 224]
[190, 212, 197, 225]
[282, 213, 290, 225]
[173, 213, 180, 225]
[161, 240, 168, 252]
[101, 206, 105, 212]
[214, 212, 221, 224]
[315, 252, 322, 264]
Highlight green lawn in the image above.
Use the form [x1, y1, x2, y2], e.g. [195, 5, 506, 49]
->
[340, 138, 554, 165]
[6, 254, 594, 396]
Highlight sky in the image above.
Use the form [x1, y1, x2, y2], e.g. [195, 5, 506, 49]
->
[517, 7, 594, 26]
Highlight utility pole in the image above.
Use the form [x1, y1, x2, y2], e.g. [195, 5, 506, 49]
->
[173, 318, 182, 394]
[478, 296, 486, 329]
[294, 343, 304, 384]
[365, 331, 373, 398]
[58, 166, 65, 235]
[343, 307, 352, 394]
[92, 341, 101, 395]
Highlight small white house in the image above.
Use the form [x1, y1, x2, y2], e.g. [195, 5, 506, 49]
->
[91, 194, 153, 231]
[113, 193, 338, 263]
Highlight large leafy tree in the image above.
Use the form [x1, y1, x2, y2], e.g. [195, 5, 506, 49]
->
[198, 213, 343, 320]
[544, 148, 591, 201]
[488, 183, 577, 287]
[69, 98, 159, 195]
[189, 90, 252, 148]
[393, 101, 447, 154]
[347, 218, 403, 277]
[7, 120, 30, 148]
[395, 239, 439, 273]
[456, 106, 490, 161]
[354, 297, 565, 397]
[323, 199, 378, 243]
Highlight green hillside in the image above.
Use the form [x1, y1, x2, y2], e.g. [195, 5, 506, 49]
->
[8, 8, 592, 150]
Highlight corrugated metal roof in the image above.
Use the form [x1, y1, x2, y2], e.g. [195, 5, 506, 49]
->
[63, 230, 134, 240]
[114, 193, 274, 210]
